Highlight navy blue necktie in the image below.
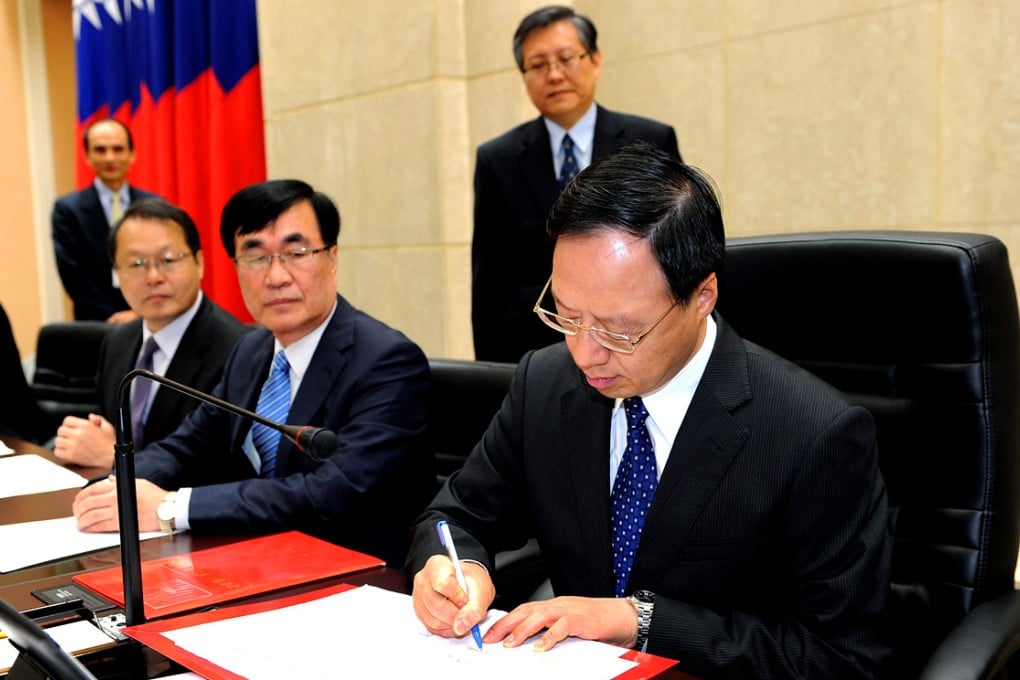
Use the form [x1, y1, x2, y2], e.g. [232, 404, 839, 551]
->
[558, 134, 580, 190]
[611, 397, 658, 597]
[252, 350, 291, 478]
[129, 337, 158, 446]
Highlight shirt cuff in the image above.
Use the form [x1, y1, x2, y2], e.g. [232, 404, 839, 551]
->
[175, 487, 193, 531]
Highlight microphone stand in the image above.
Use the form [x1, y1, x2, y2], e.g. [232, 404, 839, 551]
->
[113, 368, 338, 626]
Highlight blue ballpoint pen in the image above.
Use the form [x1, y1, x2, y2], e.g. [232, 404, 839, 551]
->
[437, 520, 484, 649]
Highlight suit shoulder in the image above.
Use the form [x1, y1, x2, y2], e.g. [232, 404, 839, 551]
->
[742, 339, 858, 414]
[53, 187, 93, 209]
[203, 299, 252, 339]
[600, 106, 673, 133]
[349, 307, 425, 359]
[102, 320, 142, 349]
[478, 118, 543, 158]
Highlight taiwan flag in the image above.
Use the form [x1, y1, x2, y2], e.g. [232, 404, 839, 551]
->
[73, 0, 265, 321]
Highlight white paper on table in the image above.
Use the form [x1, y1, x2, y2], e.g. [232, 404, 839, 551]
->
[0, 454, 87, 499]
[0, 516, 165, 573]
[162, 585, 638, 680]
[0, 619, 117, 672]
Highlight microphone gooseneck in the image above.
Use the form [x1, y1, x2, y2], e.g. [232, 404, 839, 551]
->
[112, 367, 340, 625]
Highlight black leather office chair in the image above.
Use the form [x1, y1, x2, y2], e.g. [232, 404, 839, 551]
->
[31, 321, 112, 432]
[716, 231, 1020, 679]
[0, 302, 49, 443]
[427, 358, 547, 610]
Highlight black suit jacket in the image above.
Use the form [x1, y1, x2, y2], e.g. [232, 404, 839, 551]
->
[410, 314, 891, 678]
[96, 295, 250, 449]
[52, 184, 159, 320]
[133, 294, 435, 566]
[471, 105, 681, 362]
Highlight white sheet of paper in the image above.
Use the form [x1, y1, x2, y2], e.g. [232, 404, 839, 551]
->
[0, 454, 87, 499]
[0, 516, 164, 573]
[162, 585, 638, 679]
[0, 619, 115, 672]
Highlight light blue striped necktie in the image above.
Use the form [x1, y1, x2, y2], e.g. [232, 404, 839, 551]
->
[252, 350, 291, 478]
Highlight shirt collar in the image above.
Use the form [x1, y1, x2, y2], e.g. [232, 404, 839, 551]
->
[142, 291, 204, 359]
[614, 315, 718, 443]
[544, 102, 597, 159]
[272, 299, 338, 383]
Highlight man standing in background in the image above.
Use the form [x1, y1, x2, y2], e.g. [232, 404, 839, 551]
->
[52, 118, 160, 322]
[471, 5, 681, 363]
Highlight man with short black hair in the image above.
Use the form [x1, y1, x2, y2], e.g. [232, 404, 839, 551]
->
[472, 5, 681, 362]
[52, 118, 161, 322]
[54, 198, 249, 469]
[73, 180, 434, 566]
[412, 143, 891, 678]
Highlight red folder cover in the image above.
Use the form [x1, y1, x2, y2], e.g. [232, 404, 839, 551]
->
[123, 583, 682, 680]
[72, 531, 383, 620]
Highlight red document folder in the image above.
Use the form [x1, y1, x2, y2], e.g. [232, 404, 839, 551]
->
[72, 531, 383, 620]
[123, 583, 681, 680]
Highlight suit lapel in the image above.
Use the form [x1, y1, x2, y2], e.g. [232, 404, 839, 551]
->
[561, 380, 617, 594]
[518, 117, 561, 214]
[276, 298, 351, 470]
[148, 298, 212, 437]
[630, 317, 753, 588]
[591, 105, 624, 159]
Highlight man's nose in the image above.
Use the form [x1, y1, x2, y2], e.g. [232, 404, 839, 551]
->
[568, 329, 611, 369]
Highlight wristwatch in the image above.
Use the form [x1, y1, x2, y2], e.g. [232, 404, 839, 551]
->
[626, 590, 655, 649]
[157, 491, 178, 534]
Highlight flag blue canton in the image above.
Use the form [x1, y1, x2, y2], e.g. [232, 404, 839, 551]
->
[74, 0, 260, 121]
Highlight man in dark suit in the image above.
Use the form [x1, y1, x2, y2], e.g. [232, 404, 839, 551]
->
[410, 144, 891, 677]
[53, 198, 249, 469]
[52, 118, 159, 322]
[73, 180, 433, 567]
[472, 5, 681, 363]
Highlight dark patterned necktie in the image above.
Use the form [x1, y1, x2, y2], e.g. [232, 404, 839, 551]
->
[558, 134, 580, 190]
[252, 350, 291, 478]
[611, 396, 658, 597]
[129, 337, 158, 446]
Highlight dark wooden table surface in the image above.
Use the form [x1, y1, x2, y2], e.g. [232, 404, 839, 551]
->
[0, 435, 694, 679]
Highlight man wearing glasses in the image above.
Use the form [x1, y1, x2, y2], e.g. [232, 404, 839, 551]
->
[73, 180, 434, 567]
[411, 144, 891, 678]
[471, 5, 681, 363]
[54, 198, 249, 469]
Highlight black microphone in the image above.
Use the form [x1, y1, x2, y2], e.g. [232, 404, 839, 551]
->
[111, 368, 340, 625]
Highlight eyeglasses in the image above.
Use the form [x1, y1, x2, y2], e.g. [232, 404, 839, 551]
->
[522, 52, 589, 78]
[233, 245, 332, 273]
[116, 252, 193, 278]
[533, 277, 678, 354]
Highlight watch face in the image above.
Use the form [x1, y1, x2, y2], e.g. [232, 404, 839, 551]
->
[158, 502, 173, 521]
[632, 589, 655, 604]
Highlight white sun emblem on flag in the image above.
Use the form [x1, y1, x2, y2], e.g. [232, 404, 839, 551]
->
[73, 0, 156, 40]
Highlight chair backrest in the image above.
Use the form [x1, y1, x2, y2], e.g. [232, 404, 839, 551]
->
[427, 358, 517, 482]
[0, 302, 48, 443]
[716, 231, 1020, 676]
[31, 321, 113, 423]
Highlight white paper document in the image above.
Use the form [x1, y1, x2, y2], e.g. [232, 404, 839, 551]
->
[0, 454, 87, 499]
[0, 516, 164, 573]
[162, 585, 638, 679]
[0, 619, 115, 672]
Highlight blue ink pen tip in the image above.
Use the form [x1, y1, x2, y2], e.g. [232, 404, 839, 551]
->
[471, 625, 483, 649]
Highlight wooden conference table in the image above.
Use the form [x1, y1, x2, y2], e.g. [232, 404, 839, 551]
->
[0, 436, 692, 679]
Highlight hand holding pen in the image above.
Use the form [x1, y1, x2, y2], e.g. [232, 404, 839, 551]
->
[437, 520, 484, 649]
